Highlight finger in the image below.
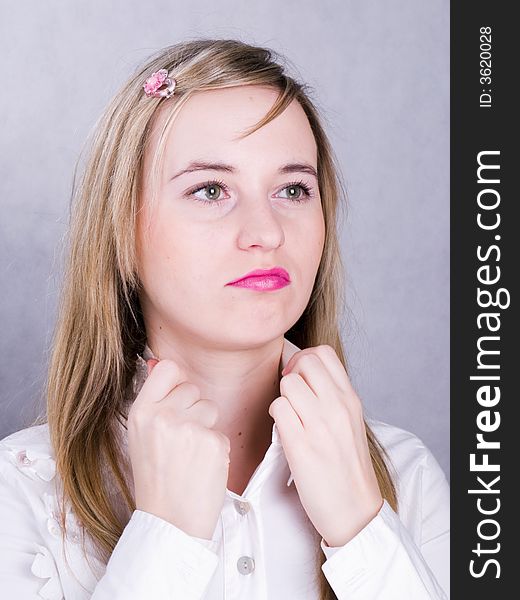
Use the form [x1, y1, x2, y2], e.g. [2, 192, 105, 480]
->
[161, 381, 201, 410]
[283, 346, 346, 382]
[313, 346, 363, 416]
[279, 372, 318, 430]
[282, 347, 314, 375]
[135, 358, 188, 406]
[311, 345, 356, 394]
[284, 353, 336, 408]
[146, 358, 159, 376]
[285, 346, 359, 411]
[185, 398, 220, 429]
[269, 395, 304, 448]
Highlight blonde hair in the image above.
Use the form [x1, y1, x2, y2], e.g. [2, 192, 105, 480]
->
[34, 39, 398, 599]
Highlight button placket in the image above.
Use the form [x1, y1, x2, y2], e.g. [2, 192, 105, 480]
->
[231, 498, 257, 579]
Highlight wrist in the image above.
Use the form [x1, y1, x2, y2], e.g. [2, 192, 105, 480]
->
[324, 497, 384, 548]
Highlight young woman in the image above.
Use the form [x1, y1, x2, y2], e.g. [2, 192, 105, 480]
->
[0, 39, 450, 599]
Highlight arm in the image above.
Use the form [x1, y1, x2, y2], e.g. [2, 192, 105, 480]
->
[320, 446, 450, 599]
[0, 467, 220, 600]
[90, 510, 220, 600]
[0, 470, 51, 598]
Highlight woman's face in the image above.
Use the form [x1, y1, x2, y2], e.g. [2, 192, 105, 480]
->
[137, 85, 325, 348]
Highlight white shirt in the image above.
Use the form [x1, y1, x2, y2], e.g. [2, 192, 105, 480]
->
[0, 337, 450, 599]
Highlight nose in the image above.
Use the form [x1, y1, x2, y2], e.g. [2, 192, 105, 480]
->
[236, 197, 285, 250]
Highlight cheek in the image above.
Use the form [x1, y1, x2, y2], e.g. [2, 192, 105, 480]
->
[297, 209, 325, 262]
[315, 212, 326, 253]
[137, 213, 183, 288]
[139, 218, 225, 290]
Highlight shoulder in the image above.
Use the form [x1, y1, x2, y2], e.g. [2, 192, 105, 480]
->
[366, 416, 443, 479]
[366, 417, 450, 542]
[0, 422, 60, 541]
[0, 424, 86, 599]
[0, 422, 56, 487]
[0, 422, 84, 542]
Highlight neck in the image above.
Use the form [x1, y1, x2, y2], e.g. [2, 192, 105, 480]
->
[143, 330, 285, 463]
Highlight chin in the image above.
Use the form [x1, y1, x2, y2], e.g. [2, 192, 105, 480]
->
[212, 328, 286, 348]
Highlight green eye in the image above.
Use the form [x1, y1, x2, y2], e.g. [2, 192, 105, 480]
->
[186, 180, 228, 205]
[278, 182, 313, 203]
[185, 179, 314, 206]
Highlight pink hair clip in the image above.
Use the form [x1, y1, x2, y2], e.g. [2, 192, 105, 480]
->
[143, 69, 177, 99]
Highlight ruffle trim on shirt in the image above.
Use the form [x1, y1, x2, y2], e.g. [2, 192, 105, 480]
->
[5, 443, 56, 482]
[3, 428, 83, 543]
[42, 491, 83, 545]
[1, 427, 85, 598]
[30, 544, 65, 600]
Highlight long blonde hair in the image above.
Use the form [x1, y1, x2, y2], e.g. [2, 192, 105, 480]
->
[35, 39, 397, 599]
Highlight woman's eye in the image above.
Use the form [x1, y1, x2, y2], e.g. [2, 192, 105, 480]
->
[185, 179, 314, 206]
[187, 180, 228, 205]
[278, 182, 313, 203]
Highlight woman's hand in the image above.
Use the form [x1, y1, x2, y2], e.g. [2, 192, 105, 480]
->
[268, 344, 384, 548]
[127, 358, 231, 541]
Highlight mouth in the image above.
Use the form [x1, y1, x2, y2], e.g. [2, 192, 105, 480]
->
[226, 267, 291, 291]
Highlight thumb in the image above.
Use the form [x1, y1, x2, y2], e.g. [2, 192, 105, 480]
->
[268, 398, 277, 419]
[146, 358, 160, 376]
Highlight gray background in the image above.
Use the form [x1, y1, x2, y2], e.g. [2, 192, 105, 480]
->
[0, 0, 450, 479]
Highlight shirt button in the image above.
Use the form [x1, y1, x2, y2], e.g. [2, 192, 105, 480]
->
[233, 499, 250, 515]
[237, 555, 255, 575]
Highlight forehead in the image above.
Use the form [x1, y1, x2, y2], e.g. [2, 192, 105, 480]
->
[150, 85, 317, 169]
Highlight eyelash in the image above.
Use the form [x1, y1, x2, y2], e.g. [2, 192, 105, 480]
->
[185, 179, 315, 206]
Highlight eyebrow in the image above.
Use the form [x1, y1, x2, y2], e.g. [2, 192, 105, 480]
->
[170, 161, 318, 181]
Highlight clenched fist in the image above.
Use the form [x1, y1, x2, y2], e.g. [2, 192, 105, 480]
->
[127, 358, 231, 541]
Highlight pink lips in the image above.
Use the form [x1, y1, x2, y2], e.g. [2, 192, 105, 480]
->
[226, 267, 291, 291]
